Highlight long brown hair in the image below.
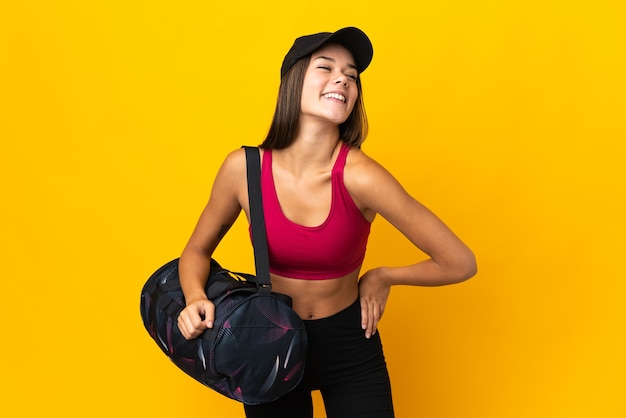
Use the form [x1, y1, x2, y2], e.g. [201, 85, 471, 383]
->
[260, 54, 368, 150]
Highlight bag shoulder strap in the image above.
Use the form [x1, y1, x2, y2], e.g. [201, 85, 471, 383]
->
[242, 146, 272, 294]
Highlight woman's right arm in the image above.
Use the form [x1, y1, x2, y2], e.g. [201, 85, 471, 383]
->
[177, 149, 247, 339]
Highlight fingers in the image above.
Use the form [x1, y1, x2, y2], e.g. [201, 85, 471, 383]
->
[202, 300, 215, 330]
[358, 268, 390, 339]
[177, 300, 215, 340]
[360, 297, 382, 339]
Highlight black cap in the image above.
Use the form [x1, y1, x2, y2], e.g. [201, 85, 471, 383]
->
[280, 27, 373, 79]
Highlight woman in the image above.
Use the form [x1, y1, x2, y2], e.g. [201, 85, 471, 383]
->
[177, 27, 477, 418]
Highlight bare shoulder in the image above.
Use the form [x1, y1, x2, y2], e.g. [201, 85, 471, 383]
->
[219, 148, 247, 176]
[210, 148, 250, 203]
[219, 147, 267, 178]
[344, 147, 404, 193]
[343, 146, 410, 216]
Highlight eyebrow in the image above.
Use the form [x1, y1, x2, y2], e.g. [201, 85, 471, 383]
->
[314, 55, 358, 71]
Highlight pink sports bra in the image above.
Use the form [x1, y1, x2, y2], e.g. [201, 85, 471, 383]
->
[257, 142, 371, 280]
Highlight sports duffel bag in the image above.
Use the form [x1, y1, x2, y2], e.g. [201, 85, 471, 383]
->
[139, 258, 307, 404]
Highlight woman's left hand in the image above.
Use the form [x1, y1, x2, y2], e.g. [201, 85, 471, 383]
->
[358, 267, 391, 339]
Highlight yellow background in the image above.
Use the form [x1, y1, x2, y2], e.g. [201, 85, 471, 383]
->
[1, 0, 624, 416]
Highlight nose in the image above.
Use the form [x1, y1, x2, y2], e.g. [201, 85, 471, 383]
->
[335, 76, 348, 87]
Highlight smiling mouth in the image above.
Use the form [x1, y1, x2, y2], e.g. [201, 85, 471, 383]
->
[322, 92, 346, 103]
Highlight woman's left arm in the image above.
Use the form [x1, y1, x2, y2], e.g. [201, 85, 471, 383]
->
[347, 150, 477, 337]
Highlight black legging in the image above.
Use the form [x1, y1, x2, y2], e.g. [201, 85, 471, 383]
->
[244, 299, 395, 418]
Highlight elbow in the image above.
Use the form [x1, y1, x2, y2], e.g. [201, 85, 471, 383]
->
[457, 250, 477, 283]
[447, 249, 477, 284]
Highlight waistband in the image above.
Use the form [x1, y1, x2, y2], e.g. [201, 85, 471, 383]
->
[303, 298, 360, 330]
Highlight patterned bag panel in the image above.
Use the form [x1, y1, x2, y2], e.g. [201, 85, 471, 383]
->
[210, 293, 307, 403]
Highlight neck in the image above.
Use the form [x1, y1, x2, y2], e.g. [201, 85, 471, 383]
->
[289, 117, 340, 155]
[276, 125, 342, 173]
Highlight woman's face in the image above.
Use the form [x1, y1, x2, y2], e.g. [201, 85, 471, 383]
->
[300, 43, 359, 126]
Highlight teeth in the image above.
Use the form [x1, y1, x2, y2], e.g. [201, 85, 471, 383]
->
[323, 93, 346, 103]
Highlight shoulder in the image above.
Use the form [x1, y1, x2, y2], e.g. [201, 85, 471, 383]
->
[220, 147, 246, 171]
[220, 147, 268, 171]
[207, 147, 261, 211]
[343, 146, 409, 214]
[212, 148, 249, 193]
[217, 147, 264, 180]
[344, 147, 399, 191]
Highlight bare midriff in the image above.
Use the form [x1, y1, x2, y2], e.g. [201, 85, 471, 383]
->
[270, 268, 360, 320]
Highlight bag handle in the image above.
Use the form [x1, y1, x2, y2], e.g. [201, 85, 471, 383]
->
[243, 146, 272, 294]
